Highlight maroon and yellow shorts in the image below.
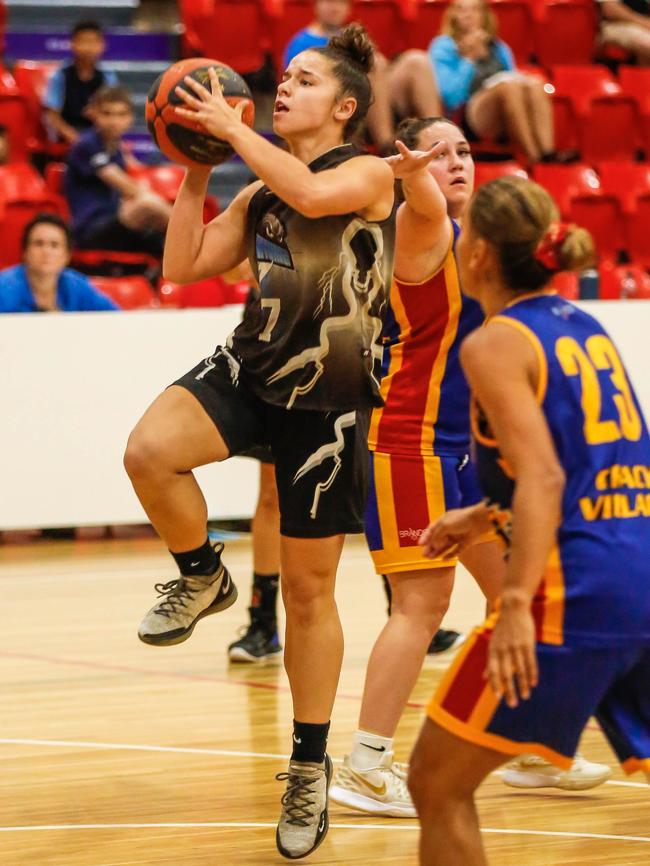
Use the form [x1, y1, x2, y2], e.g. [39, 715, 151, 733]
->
[428, 620, 650, 773]
[364, 450, 486, 574]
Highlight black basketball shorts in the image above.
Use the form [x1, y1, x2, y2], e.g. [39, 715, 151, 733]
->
[173, 347, 370, 538]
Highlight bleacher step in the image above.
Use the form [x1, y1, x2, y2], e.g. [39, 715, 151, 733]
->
[6, 0, 139, 29]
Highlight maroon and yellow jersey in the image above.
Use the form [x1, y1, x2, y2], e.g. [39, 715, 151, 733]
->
[367, 220, 483, 457]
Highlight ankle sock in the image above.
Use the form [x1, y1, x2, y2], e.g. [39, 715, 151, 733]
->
[350, 730, 393, 771]
[291, 720, 330, 764]
[252, 571, 279, 620]
[170, 538, 219, 577]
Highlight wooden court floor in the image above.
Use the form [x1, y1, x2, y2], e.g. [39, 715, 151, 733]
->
[1, 535, 648, 866]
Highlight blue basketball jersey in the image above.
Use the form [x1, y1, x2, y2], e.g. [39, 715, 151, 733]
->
[473, 291, 650, 646]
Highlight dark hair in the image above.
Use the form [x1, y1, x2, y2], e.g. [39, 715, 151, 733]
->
[470, 177, 595, 291]
[22, 213, 72, 251]
[313, 24, 374, 139]
[0, 123, 7, 135]
[89, 85, 134, 111]
[71, 20, 104, 38]
[395, 116, 462, 152]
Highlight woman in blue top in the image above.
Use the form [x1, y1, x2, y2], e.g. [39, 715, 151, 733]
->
[429, 0, 556, 164]
[0, 214, 118, 312]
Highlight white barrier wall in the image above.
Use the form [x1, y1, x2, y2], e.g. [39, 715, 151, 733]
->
[1, 301, 649, 530]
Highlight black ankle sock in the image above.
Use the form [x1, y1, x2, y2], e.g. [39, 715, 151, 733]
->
[170, 538, 219, 577]
[252, 571, 279, 619]
[291, 720, 330, 764]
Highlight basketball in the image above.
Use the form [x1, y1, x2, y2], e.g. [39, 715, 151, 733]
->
[145, 58, 255, 168]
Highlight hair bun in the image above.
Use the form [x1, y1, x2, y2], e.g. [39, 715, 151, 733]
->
[328, 23, 375, 73]
[558, 227, 595, 273]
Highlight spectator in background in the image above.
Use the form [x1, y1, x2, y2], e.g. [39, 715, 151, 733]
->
[429, 0, 558, 164]
[65, 86, 171, 257]
[598, 0, 650, 64]
[284, 0, 441, 153]
[0, 214, 118, 312]
[43, 20, 119, 145]
[0, 123, 9, 164]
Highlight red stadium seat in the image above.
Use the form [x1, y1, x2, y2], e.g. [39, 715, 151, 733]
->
[0, 85, 29, 162]
[598, 262, 650, 299]
[268, 0, 313, 74]
[490, 0, 535, 65]
[534, 1, 596, 67]
[533, 163, 623, 261]
[350, 0, 405, 57]
[0, 163, 67, 267]
[550, 270, 579, 300]
[89, 276, 159, 309]
[625, 193, 650, 268]
[403, 0, 449, 51]
[619, 67, 650, 156]
[11, 60, 67, 159]
[551, 66, 641, 161]
[597, 161, 650, 215]
[181, 0, 268, 73]
[159, 275, 230, 307]
[44, 161, 67, 197]
[473, 160, 528, 187]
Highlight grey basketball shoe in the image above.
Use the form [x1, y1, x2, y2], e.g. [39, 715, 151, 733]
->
[276, 755, 332, 859]
[138, 542, 237, 646]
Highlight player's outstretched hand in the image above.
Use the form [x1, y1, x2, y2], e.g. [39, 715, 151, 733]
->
[486, 604, 538, 708]
[419, 503, 489, 559]
[385, 139, 445, 179]
[174, 67, 247, 140]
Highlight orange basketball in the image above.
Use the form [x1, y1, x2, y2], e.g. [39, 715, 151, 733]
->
[145, 58, 255, 168]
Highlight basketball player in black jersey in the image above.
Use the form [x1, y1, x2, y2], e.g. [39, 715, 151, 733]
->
[123, 25, 395, 859]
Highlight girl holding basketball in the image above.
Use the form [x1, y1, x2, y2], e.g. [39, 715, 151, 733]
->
[123, 25, 395, 860]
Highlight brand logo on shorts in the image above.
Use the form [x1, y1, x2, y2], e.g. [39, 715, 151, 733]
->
[398, 527, 424, 542]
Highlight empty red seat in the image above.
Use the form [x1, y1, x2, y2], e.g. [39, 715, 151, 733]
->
[268, 0, 313, 74]
[0, 85, 29, 162]
[89, 276, 159, 309]
[403, 0, 449, 51]
[625, 193, 650, 268]
[182, 0, 268, 73]
[0, 163, 66, 266]
[11, 60, 67, 158]
[533, 163, 623, 261]
[619, 66, 650, 156]
[551, 66, 641, 161]
[598, 262, 650, 299]
[534, 1, 596, 67]
[490, 0, 535, 65]
[474, 160, 528, 187]
[597, 161, 650, 215]
[350, 0, 405, 57]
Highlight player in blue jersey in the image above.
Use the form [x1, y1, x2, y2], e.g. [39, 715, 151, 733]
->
[408, 176, 650, 865]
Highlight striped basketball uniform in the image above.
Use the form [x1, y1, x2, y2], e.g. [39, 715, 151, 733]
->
[365, 219, 485, 573]
[174, 144, 396, 537]
[429, 292, 650, 773]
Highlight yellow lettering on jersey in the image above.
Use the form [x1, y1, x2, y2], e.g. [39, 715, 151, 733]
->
[580, 496, 605, 520]
[595, 468, 610, 490]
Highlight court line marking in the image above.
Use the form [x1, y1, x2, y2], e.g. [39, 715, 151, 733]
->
[0, 650, 602, 725]
[1, 738, 645, 788]
[0, 822, 648, 843]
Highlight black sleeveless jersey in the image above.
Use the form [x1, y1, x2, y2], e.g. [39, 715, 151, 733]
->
[228, 144, 396, 411]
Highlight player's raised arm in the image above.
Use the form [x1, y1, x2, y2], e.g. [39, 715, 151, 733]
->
[163, 174, 261, 284]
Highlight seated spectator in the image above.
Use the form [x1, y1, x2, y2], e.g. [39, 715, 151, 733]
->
[284, 0, 441, 153]
[429, 0, 560, 164]
[598, 0, 650, 64]
[0, 124, 9, 165]
[0, 214, 119, 312]
[43, 20, 119, 146]
[65, 86, 171, 258]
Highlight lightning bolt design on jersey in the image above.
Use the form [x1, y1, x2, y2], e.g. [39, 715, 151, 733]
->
[266, 219, 387, 409]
